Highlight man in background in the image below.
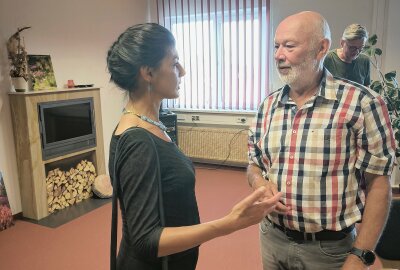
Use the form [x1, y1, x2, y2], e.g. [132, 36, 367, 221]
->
[324, 23, 370, 86]
[247, 11, 395, 270]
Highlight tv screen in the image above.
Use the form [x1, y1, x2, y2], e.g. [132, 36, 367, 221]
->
[44, 103, 92, 143]
[38, 98, 96, 160]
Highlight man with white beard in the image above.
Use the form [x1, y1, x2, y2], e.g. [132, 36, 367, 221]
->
[247, 11, 395, 270]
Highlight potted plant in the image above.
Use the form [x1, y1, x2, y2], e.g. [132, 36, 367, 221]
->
[6, 26, 31, 92]
[363, 34, 400, 185]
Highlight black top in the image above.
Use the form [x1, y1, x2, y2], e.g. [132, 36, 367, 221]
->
[109, 127, 200, 270]
[324, 50, 371, 86]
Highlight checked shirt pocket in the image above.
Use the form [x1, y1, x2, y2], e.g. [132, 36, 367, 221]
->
[307, 126, 351, 178]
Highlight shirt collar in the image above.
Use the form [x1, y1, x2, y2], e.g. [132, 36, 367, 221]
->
[321, 69, 340, 101]
[276, 68, 338, 107]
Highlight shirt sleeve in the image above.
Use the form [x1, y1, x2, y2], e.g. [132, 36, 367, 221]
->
[116, 130, 163, 261]
[248, 102, 269, 174]
[248, 116, 259, 166]
[356, 95, 396, 175]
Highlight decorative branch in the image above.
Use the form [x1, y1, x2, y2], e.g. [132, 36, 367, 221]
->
[6, 27, 31, 81]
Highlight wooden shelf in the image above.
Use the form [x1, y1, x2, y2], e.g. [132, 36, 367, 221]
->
[8, 86, 100, 95]
[43, 147, 97, 164]
[8, 87, 106, 220]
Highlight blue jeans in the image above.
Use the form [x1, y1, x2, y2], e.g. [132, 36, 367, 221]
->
[259, 218, 356, 270]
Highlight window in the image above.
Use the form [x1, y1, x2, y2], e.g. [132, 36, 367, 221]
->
[157, 0, 270, 111]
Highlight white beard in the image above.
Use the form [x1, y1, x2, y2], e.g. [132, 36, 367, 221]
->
[278, 66, 301, 85]
[277, 52, 319, 86]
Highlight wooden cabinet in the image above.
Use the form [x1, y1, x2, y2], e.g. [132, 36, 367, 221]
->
[8, 87, 106, 220]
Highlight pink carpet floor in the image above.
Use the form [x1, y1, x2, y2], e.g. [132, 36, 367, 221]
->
[0, 166, 262, 270]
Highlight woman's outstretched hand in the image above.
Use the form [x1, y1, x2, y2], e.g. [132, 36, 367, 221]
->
[158, 187, 282, 256]
[223, 187, 282, 234]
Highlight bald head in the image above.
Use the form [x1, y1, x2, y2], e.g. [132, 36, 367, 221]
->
[276, 11, 331, 47]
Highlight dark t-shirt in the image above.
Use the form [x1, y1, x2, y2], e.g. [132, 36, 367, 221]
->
[109, 127, 200, 270]
[324, 50, 371, 86]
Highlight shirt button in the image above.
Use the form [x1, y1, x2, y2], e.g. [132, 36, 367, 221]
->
[286, 181, 291, 185]
[289, 155, 294, 159]
[293, 130, 297, 134]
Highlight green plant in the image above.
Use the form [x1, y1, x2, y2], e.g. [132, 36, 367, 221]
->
[6, 26, 31, 81]
[363, 34, 400, 158]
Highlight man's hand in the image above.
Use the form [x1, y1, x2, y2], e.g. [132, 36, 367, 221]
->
[262, 181, 290, 214]
[247, 164, 290, 215]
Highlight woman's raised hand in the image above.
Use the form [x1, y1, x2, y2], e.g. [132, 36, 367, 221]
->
[223, 187, 282, 233]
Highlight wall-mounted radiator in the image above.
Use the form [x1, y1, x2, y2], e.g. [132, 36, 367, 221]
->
[177, 126, 249, 167]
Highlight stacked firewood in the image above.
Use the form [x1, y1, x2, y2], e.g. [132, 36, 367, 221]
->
[46, 160, 97, 213]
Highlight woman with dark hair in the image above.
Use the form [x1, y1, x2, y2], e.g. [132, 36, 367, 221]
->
[107, 23, 281, 270]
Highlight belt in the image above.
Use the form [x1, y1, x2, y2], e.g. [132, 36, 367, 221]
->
[271, 222, 354, 241]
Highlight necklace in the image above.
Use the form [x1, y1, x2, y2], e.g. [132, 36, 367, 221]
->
[123, 108, 167, 131]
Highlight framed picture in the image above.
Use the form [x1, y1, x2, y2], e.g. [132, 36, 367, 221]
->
[0, 171, 14, 231]
[27, 54, 57, 91]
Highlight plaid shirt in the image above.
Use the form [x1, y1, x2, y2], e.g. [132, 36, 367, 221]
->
[248, 70, 396, 232]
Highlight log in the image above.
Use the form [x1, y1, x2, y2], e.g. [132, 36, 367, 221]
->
[46, 160, 97, 213]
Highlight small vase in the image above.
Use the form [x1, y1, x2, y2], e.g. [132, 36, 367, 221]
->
[11, 77, 28, 92]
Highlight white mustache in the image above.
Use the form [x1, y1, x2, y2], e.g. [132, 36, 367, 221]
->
[277, 63, 291, 69]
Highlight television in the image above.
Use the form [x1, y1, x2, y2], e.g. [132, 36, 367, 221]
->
[38, 98, 96, 160]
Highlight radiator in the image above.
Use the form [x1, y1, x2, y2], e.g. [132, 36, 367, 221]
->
[177, 126, 249, 167]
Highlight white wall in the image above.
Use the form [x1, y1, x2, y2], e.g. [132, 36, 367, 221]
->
[386, 0, 400, 187]
[0, 0, 152, 214]
[384, 0, 400, 75]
